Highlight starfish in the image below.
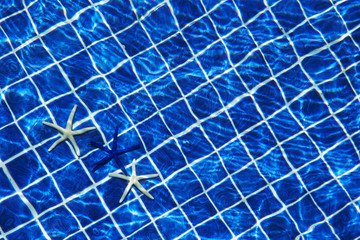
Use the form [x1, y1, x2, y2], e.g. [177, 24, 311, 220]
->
[43, 105, 96, 156]
[91, 126, 140, 173]
[109, 159, 158, 203]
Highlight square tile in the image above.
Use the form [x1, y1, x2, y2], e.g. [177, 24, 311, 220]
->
[222, 202, 256, 235]
[338, 1, 360, 29]
[129, 223, 161, 239]
[303, 222, 338, 239]
[0, 0, 23, 19]
[330, 37, 360, 69]
[173, 61, 207, 95]
[233, 0, 266, 23]
[247, 187, 282, 219]
[86, 217, 122, 240]
[0, 100, 12, 129]
[208, 2, 242, 37]
[182, 193, 217, 226]
[107, 60, 140, 96]
[0, 195, 32, 232]
[0, 124, 29, 161]
[339, 166, 360, 200]
[219, 139, 252, 174]
[0, 26, 11, 57]
[0, 168, 15, 198]
[148, 74, 182, 109]
[67, 232, 87, 240]
[261, 211, 300, 240]
[117, 22, 151, 56]
[268, 109, 302, 142]
[240, 226, 267, 239]
[131, 0, 164, 17]
[208, 178, 241, 211]
[273, 173, 306, 205]
[330, 204, 360, 240]
[298, 160, 333, 191]
[299, 0, 332, 18]
[345, 64, 360, 95]
[0, 54, 26, 88]
[7, 221, 46, 240]
[195, 217, 232, 239]
[156, 209, 191, 239]
[272, 0, 305, 32]
[60, 0, 90, 19]
[170, 0, 205, 29]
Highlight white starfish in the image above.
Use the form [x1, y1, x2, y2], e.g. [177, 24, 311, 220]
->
[43, 105, 96, 156]
[109, 159, 158, 203]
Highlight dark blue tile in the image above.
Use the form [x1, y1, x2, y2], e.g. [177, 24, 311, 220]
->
[132, 0, 163, 17]
[202, 112, 237, 148]
[67, 189, 107, 227]
[299, 0, 332, 18]
[98, 0, 136, 34]
[232, 163, 267, 197]
[272, 0, 305, 32]
[23, 177, 62, 214]
[117, 22, 151, 56]
[0, 195, 32, 232]
[60, 0, 89, 19]
[303, 222, 338, 239]
[182, 193, 217, 226]
[137, 114, 172, 151]
[151, 140, 186, 179]
[236, 50, 272, 90]
[60, 51, 98, 87]
[156, 209, 191, 239]
[88, 37, 126, 74]
[0, 0, 24, 19]
[340, 166, 360, 200]
[86, 217, 122, 240]
[208, 178, 241, 211]
[162, 100, 197, 135]
[262, 211, 300, 240]
[0, 54, 26, 88]
[219, 139, 252, 174]
[288, 195, 324, 232]
[222, 202, 256, 236]
[18, 40, 54, 75]
[42, 24, 83, 61]
[0, 100, 12, 129]
[198, 41, 231, 79]
[0, 124, 29, 161]
[129, 223, 162, 240]
[167, 168, 203, 204]
[208, 2, 242, 37]
[178, 127, 214, 163]
[142, 4, 177, 44]
[192, 153, 227, 189]
[1, 11, 36, 48]
[35, 142, 73, 173]
[187, 84, 222, 119]
[170, 0, 205, 29]
[330, 36, 360, 69]
[0, 168, 15, 198]
[338, 1, 360, 30]
[182, 16, 218, 54]
[247, 188, 282, 219]
[173, 61, 207, 95]
[53, 161, 92, 198]
[268, 109, 302, 142]
[298, 160, 333, 191]
[273, 173, 306, 205]
[233, 0, 266, 23]
[330, 204, 360, 240]
[195, 217, 232, 239]
[73, 8, 112, 46]
[148, 75, 182, 109]
[253, 80, 285, 117]
[290, 89, 331, 128]
[7, 221, 46, 240]
[242, 123, 277, 159]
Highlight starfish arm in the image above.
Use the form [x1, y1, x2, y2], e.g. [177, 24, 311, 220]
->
[113, 155, 128, 175]
[92, 155, 114, 172]
[137, 174, 158, 181]
[68, 135, 80, 156]
[134, 181, 154, 200]
[73, 127, 96, 135]
[115, 144, 141, 156]
[43, 121, 64, 133]
[48, 136, 67, 152]
[66, 105, 77, 129]
[91, 142, 111, 154]
[112, 126, 119, 151]
[119, 182, 133, 203]
[109, 172, 130, 181]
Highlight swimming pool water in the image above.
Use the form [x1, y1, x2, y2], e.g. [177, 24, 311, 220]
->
[1, 0, 360, 239]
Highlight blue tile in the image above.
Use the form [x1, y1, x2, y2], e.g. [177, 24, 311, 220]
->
[247, 188, 282, 219]
[198, 41, 231, 79]
[242, 123, 277, 159]
[0, 54, 26, 88]
[222, 202, 256, 235]
[60, 51, 98, 87]
[187, 84, 222, 119]
[132, 0, 163, 17]
[67, 189, 107, 227]
[28, 0, 66, 33]
[18, 40, 54, 75]
[0, 124, 29, 161]
[273, 173, 306, 205]
[60, 0, 89, 19]
[182, 193, 216, 226]
[1, 11, 36, 48]
[148, 75, 182, 109]
[330, 204, 360, 240]
[0, 0, 23, 19]
[262, 211, 300, 240]
[167, 168, 203, 204]
[288, 195, 324, 232]
[338, 1, 360, 30]
[156, 209, 191, 239]
[170, 0, 205, 29]
[0, 195, 32, 232]
[346, 64, 360, 95]
[261, 37, 297, 75]
[151, 140, 186, 179]
[272, 0, 305, 32]
[298, 159, 333, 191]
[195, 217, 232, 239]
[303, 49, 341, 84]
[98, 0, 136, 34]
[117, 22, 151, 56]
[178, 127, 213, 164]
[253, 80, 285, 117]
[88, 37, 126, 74]
[330, 36, 360, 69]
[219, 140, 252, 174]
[224, 27, 256, 65]
[192, 153, 227, 189]
[0, 26, 11, 57]
[67, 232, 87, 240]
[208, 2, 242, 37]
[86, 217, 122, 240]
[232, 162, 267, 197]
[340, 166, 360, 200]
[35, 142, 72, 173]
[290, 89, 331, 128]
[23, 177, 62, 214]
[137, 114, 172, 151]
[268, 109, 302, 142]
[303, 222, 338, 239]
[129, 223, 162, 240]
[182, 16, 218, 54]
[162, 100, 197, 135]
[178, 230, 198, 240]
[142, 4, 177, 44]
[0, 168, 15, 198]
[7, 221, 46, 240]
[307, 117, 346, 152]
[142, 185, 177, 219]
[73, 8, 112, 47]
[0, 100, 12, 129]
[233, 0, 266, 23]
[299, 0, 332, 18]
[42, 24, 83, 61]
[240, 226, 267, 239]
[208, 178, 241, 211]
[173, 61, 207, 95]
[289, 22, 326, 56]
[202, 112, 237, 148]
[53, 161, 92, 198]
[236, 50, 271, 90]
